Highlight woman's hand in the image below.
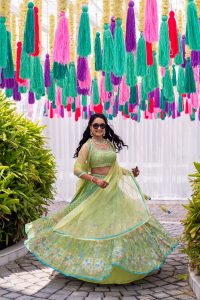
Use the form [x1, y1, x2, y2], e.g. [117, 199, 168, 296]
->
[132, 166, 140, 177]
[93, 177, 109, 189]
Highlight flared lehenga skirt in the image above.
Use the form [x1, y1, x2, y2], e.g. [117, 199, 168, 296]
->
[25, 168, 178, 284]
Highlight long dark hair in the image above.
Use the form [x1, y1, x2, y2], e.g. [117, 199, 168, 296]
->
[74, 114, 128, 158]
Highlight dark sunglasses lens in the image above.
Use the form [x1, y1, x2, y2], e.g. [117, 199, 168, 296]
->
[100, 124, 106, 129]
[93, 123, 99, 129]
[92, 123, 106, 129]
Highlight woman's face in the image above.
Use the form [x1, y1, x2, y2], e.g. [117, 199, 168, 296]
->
[90, 117, 106, 138]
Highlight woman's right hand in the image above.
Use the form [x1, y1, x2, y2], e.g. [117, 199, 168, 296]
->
[93, 178, 109, 189]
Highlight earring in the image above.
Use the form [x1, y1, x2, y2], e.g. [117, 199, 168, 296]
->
[90, 131, 93, 137]
[103, 132, 106, 137]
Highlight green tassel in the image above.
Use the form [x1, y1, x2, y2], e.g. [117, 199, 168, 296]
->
[69, 62, 77, 97]
[174, 32, 184, 65]
[63, 71, 70, 98]
[185, 0, 200, 50]
[23, 2, 35, 54]
[84, 110, 88, 120]
[158, 16, 170, 67]
[114, 19, 125, 77]
[53, 62, 67, 80]
[185, 57, 196, 93]
[92, 78, 100, 105]
[119, 105, 124, 112]
[190, 108, 196, 121]
[4, 32, 14, 79]
[71, 99, 76, 112]
[48, 72, 56, 101]
[108, 114, 113, 120]
[137, 107, 141, 123]
[141, 77, 147, 103]
[123, 102, 129, 115]
[20, 47, 31, 79]
[172, 65, 177, 86]
[177, 66, 186, 94]
[94, 32, 102, 71]
[104, 101, 110, 110]
[105, 72, 113, 92]
[147, 51, 159, 91]
[163, 68, 174, 102]
[102, 24, 114, 73]
[136, 32, 147, 77]
[30, 57, 45, 97]
[52, 100, 56, 109]
[77, 6, 91, 57]
[56, 78, 65, 88]
[35, 93, 41, 100]
[5, 88, 13, 98]
[129, 86, 137, 104]
[18, 86, 27, 93]
[160, 89, 165, 110]
[62, 88, 67, 108]
[178, 94, 183, 112]
[82, 95, 87, 106]
[126, 52, 137, 87]
[0, 17, 8, 68]
[143, 74, 150, 94]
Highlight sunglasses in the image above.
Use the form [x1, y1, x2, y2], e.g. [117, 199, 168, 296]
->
[92, 123, 106, 129]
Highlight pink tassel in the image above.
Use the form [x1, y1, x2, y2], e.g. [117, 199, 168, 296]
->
[53, 11, 70, 64]
[191, 93, 199, 108]
[119, 76, 130, 105]
[100, 76, 109, 102]
[76, 96, 81, 108]
[160, 67, 166, 77]
[55, 87, 62, 117]
[144, 0, 158, 43]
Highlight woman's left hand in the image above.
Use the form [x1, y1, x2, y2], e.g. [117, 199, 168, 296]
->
[132, 166, 140, 177]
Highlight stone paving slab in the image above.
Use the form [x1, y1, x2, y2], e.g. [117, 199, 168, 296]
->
[0, 201, 197, 299]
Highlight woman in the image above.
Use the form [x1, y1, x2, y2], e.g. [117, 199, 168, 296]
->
[25, 113, 177, 284]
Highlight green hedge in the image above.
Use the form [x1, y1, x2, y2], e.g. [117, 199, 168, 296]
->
[0, 93, 56, 250]
[182, 162, 200, 274]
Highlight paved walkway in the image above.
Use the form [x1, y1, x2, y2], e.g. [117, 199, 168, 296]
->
[0, 200, 197, 300]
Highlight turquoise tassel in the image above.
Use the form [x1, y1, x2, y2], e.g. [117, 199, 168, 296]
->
[129, 86, 137, 104]
[123, 102, 129, 115]
[18, 86, 27, 93]
[94, 32, 102, 71]
[92, 78, 100, 105]
[114, 19, 125, 77]
[77, 6, 91, 57]
[126, 52, 137, 87]
[172, 65, 177, 86]
[82, 95, 87, 106]
[62, 87, 67, 108]
[23, 2, 35, 54]
[105, 72, 113, 92]
[69, 62, 77, 98]
[158, 16, 170, 67]
[4, 32, 14, 79]
[102, 24, 114, 73]
[185, 57, 196, 93]
[186, 0, 200, 50]
[174, 32, 184, 65]
[163, 68, 174, 102]
[141, 77, 147, 102]
[0, 17, 8, 68]
[5, 88, 13, 97]
[178, 94, 183, 112]
[20, 47, 31, 79]
[148, 51, 159, 91]
[48, 72, 56, 101]
[53, 62, 67, 80]
[30, 57, 45, 97]
[177, 66, 186, 94]
[136, 33, 147, 77]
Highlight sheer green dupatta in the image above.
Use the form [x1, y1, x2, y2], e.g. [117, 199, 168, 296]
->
[53, 146, 150, 240]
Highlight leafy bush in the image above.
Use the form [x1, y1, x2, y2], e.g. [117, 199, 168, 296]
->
[0, 93, 56, 250]
[182, 162, 200, 274]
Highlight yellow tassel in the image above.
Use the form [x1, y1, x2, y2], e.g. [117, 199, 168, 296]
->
[178, 11, 182, 35]
[139, 0, 146, 32]
[103, 0, 110, 24]
[152, 43, 157, 52]
[69, 2, 75, 62]
[76, 0, 81, 45]
[34, 0, 42, 52]
[122, 0, 127, 33]
[196, 0, 200, 18]
[19, 0, 28, 42]
[49, 14, 55, 68]
[162, 0, 169, 16]
[57, 0, 67, 17]
[11, 14, 16, 68]
[0, 0, 6, 17]
[185, 45, 191, 58]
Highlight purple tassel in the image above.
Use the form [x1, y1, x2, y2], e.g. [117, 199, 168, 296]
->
[165, 102, 169, 113]
[88, 108, 92, 119]
[111, 73, 121, 85]
[154, 88, 160, 107]
[148, 90, 154, 99]
[125, 1, 136, 52]
[170, 102, 175, 111]
[44, 54, 51, 87]
[28, 91, 35, 104]
[60, 105, 64, 118]
[181, 35, 186, 68]
[83, 106, 87, 112]
[110, 17, 116, 38]
[191, 51, 199, 67]
[13, 75, 21, 101]
[77, 57, 87, 81]
[0, 69, 5, 88]
[5, 78, 14, 89]
[177, 111, 181, 117]
[114, 96, 119, 114]
[77, 85, 89, 96]
[198, 107, 200, 121]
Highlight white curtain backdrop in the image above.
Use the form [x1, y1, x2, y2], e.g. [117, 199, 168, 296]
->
[40, 115, 200, 202]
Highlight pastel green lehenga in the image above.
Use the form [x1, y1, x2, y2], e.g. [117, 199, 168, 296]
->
[25, 139, 178, 284]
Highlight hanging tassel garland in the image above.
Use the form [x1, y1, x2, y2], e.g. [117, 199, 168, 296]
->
[125, 1, 136, 52]
[163, 67, 174, 102]
[185, 57, 196, 93]
[177, 66, 186, 94]
[114, 19, 126, 77]
[0, 17, 8, 68]
[30, 6, 40, 56]
[44, 54, 51, 87]
[4, 31, 14, 79]
[126, 52, 137, 87]
[92, 78, 100, 105]
[102, 24, 114, 73]
[94, 32, 102, 71]
[146, 42, 153, 65]
[144, 0, 158, 43]
[136, 33, 147, 76]
[186, 0, 200, 50]
[69, 62, 77, 98]
[23, 2, 35, 54]
[174, 32, 184, 65]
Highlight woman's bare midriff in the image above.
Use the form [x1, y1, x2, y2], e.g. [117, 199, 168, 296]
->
[91, 166, 111, 176]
